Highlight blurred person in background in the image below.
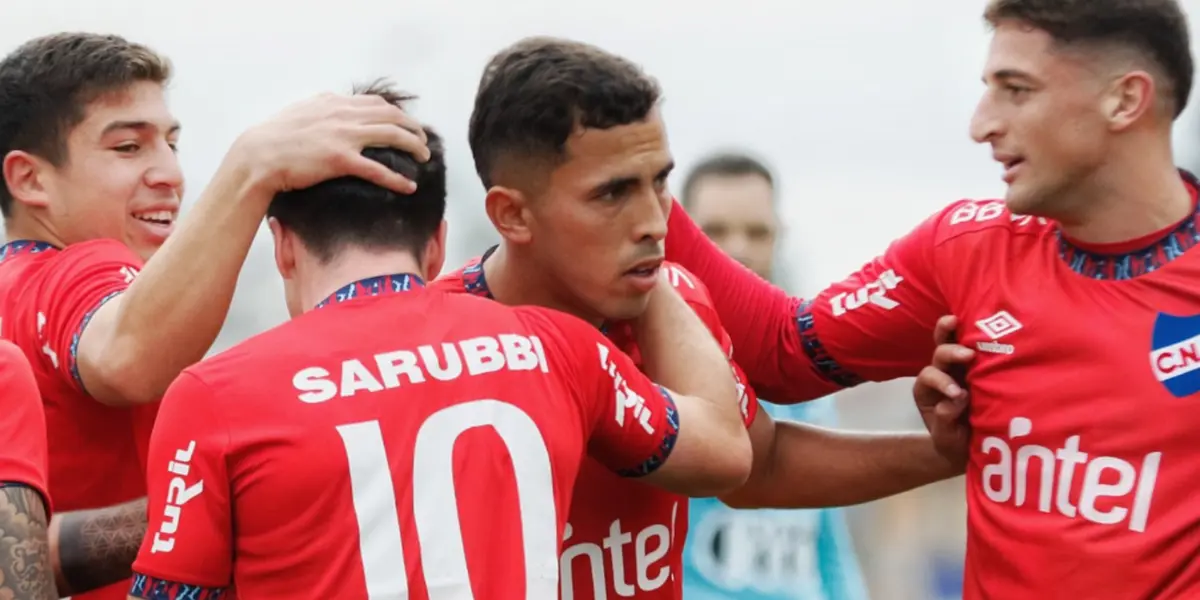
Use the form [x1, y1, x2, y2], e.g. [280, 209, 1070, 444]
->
[678, 152, 867, 600]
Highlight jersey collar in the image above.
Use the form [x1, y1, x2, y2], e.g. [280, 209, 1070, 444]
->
[0, 240, 56, 265]
[1056, 169, 1200, 280]
[314, 273, 425, 309]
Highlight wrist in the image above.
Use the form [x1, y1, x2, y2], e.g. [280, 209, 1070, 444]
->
[217, 132, 278, 212]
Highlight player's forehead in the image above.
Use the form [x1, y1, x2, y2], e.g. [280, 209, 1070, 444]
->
[72, 80, 179, 143]
[689, 174, 775, 224]
[551, 110, 672, 191]
[982, 20, 1075, 84]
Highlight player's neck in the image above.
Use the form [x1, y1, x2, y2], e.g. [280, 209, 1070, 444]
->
[1057, 140, 1191, 245]
[484, 245, 605, 327]
[4, 213, 66, 248]
[300, 249, 425, 312]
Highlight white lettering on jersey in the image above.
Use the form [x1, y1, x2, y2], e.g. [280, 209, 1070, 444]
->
[292, 334, 550, 403]
[664, 265, 696, 290]
[597, 343, 655, 435]
[1150, 331, 1200, 381]
[36, 312, 57, 368]
[560, 504, 679, 599]
[949, 201, 1049, 227]
[150, 441, 205, 553]
[829, 269, 904, 316]
[980, 417, 1160, 532]
[119, 265, 140, 284]
[336, 400, 559, 597]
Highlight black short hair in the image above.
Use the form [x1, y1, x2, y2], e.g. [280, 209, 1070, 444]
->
[984, 0, 1193, 117]
[680, 152, 775, 210]
[468, 36, 662, 189]
[266, 81, 445, 263]
[0, 32, 172, 216]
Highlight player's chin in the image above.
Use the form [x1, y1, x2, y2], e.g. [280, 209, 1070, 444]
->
[1003, 184, 1039, 216]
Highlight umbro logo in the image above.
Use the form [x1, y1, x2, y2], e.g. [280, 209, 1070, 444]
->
[975, 311, 1022, 354]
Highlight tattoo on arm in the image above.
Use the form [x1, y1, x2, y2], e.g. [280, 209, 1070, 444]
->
[0, 483, 56, 600]
[54, 496, 147, 595]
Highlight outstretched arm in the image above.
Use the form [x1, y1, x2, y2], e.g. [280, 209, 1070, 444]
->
[722, 411, 961, 509]
[0, 484, 56, 600]
[49, 497, 147, 596]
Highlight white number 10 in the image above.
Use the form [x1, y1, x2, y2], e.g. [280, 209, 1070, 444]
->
[335, 399, 560, 599]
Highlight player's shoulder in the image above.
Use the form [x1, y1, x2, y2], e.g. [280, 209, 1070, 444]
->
[41, 238, 141, 267]
[929, 198, 1055, 248]
[430, 255, 484, 295]
[660, 262, 715, 307]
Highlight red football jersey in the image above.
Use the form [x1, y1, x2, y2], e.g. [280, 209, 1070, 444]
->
[0, 340, 50, 513]
[0, 239, 156, 600]
[132, 274, 682, 599]
[432, 254, 758, 600]
[665, 174, 1200, 598]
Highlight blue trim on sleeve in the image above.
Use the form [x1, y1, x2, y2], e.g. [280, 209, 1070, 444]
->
[617, 385, 680, 477]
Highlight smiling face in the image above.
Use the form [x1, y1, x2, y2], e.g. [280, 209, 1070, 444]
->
[37, 81, 184, 261]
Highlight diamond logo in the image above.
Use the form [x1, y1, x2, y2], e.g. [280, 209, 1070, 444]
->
[976, 311, 1023, 340]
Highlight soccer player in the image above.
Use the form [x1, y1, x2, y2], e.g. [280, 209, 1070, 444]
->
[435, 37, 963, 599]
[0, 340, 54, 599]
[0, 33, 426, 599]
[661, 0, 1200, 596]
[128, 84, 751, 599]
[678, 152, 867, 600]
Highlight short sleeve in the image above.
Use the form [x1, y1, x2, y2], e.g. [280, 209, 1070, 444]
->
[798, 205, 954, 384]
[663, 263, 759, 428]
[35, 240, 143, 394]
[0, 342, 49, 512]
[524, 308, 680, 478]
[132, 371, 233, 589]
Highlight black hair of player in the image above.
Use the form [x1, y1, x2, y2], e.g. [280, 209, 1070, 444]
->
[984, 0, 1193, 118]
[680, 152, 776, 211]
[468, 36, 662, 189]
[266, 81, 446, 264]
[0, 32, 172, 216]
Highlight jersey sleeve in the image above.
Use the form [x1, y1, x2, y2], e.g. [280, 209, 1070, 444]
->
[132, 371, 233, 590]
[0, 342, 49, 513]
[664, 199, 953, 403]
[662, 263, 759, 428]
[34, 239, 143, 395]
[523, 308, 680, 478]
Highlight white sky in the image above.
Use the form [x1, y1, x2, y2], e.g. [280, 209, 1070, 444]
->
[5, 0, 1200, 342]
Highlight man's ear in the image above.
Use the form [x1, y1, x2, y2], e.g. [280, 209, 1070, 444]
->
[3, 150, 52, 209]
[268, 217, 297, 279]
[485, 186, 533, 245]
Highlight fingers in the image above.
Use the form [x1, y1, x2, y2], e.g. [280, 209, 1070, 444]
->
[343, 155, 418, 194]
[351, 102, 429, 146]
[934, 394, 968, 420]
[915, 365, 967, 403]
[934, 314, 958, 345]
[353, 122, 431, 162]
[931, 343, 975, 372]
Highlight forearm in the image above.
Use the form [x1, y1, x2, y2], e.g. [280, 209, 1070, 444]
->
[97, 153, 270, 403]
[723, 422, 961, 509]
[0, 485, 56, 599]
[51, 497, 147, 595]
[664, 202, 834, 402]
